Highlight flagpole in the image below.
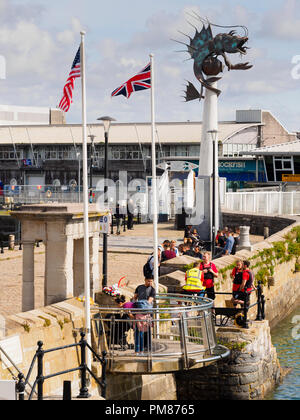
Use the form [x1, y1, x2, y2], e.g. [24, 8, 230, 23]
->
[80, 30, 91, 370]
[150, 53, 159, 295]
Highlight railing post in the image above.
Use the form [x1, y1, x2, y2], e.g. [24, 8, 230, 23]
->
[63, 380, 72, 400]
[110, 215, 114, 234]
[261, 289, 266, 320]
[77, 332, 91, 399]
[179, 313, 188, 369]
[242, 299, 249, 329]
[16, 373, 25, 401]
[256, 281, 262, 321]
[101, 351, 107, 399]
[36, 341, 44, 401]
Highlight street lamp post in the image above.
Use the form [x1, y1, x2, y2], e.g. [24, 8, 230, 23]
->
[88, 135, 96, 191]
[98, 116, 116, 288]
[207, 130, 218, 259]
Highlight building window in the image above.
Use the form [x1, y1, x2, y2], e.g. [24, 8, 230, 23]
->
[44, 146, 76, 160]
[0, 148, 22, 160]
[109, 145, 142, 160]
[222, 143, 256, 157]
[273, 156, 294, 181]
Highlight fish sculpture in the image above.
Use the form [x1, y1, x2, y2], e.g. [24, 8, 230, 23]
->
[176, 14, 253, 101]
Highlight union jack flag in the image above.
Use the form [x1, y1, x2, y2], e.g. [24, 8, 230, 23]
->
[111, 63, 151, 99]
[58, 46, 81, 112]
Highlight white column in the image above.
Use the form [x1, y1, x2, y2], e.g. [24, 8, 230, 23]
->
[196, 82, 219, 239]
[198, 82, 218, 177]
[45, 221, 74, 305]
[22, 241, 35, 312]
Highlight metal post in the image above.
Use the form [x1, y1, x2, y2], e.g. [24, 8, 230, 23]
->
[77, 332, 91, 399]
[261, 290, 266, 320]
[243, 298, 249, 329]
[110, 214, 114, 235]
[123, 214, 126, 232]
[179, 313, 188, 369]
[16, 373, 25, 401]
[102, 130, 108, 288]
[78, 155, 81, 203]
[212, 138, 216, 258]
[63, 380, 72, 400]
[256, 281, 262, 321]
[101, 351, 107, 399]
[37, 341, 44, 401]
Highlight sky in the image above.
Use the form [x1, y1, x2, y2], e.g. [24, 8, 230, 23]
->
[0, 0, 300, 132]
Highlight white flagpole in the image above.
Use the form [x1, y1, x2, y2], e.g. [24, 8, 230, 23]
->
[80, 30, 91, 370]
[150, 53, 159, 295]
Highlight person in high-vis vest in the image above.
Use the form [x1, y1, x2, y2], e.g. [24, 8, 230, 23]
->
[183, 262, 206, 297]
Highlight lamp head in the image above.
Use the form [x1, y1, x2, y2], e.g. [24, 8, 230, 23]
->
[97, 116, 116, 134]
[207, 130, 218, 142]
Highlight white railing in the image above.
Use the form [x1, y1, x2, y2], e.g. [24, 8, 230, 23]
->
[223, 191, 300, 216]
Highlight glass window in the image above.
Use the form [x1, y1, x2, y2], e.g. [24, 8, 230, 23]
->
[283, 160, 292, 169]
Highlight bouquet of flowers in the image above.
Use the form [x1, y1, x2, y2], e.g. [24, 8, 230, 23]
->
[103, 284, 121, 297]
[102, 276, 127, 297]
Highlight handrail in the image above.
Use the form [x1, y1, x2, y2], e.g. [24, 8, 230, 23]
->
[213, 281, 265, 328]
[92, 293, 230, 373]
[16, 332, 107, 401]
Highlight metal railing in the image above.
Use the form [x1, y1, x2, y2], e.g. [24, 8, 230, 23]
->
[92, 293, 230, 373]
[15, 332, 107, 400]
[0, 185, 82, 205]
[224, 190, 300, 215]
[213, 282, 266, 329]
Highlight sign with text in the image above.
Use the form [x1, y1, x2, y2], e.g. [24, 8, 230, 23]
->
[99, 214, 110, 234]
[282, 174, 300, 182]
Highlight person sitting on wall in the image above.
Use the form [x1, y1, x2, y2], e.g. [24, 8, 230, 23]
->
[182, 243, 195, 257]
[192, 245, 203, 259]
[216, 230, 225, 248]
[161, 240, 177, 262]
[170, 240, 179, 257]
[222, 231, 235, 255]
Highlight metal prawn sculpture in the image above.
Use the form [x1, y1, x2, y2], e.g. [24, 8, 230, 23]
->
[176, 13, 253, 101]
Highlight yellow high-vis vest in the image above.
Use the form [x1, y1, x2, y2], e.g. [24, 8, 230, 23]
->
[183, 268, 205, 291]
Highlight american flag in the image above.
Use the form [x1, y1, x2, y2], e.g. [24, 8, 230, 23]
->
[111, 63, 151, 99]
[58, 47, 81, 112]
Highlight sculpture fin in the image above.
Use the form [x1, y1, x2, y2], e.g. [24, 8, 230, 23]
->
[184, 81, 204, 102]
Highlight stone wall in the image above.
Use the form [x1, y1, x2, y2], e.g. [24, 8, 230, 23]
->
[222, 211, 296, 236]
[175, 321, 281, 400]
[106, 373, 177, 400]
[0, 298, 101, 399]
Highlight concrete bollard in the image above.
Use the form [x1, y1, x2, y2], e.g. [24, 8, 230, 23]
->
[8, 235, 15, 251]
[264, 226, 269, 239]
[236, 226, 253, 252]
